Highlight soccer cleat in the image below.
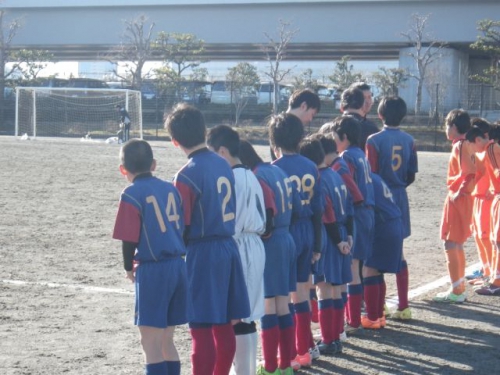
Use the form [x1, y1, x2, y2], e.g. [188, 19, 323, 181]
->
[361, 315, 381, 329]
[433, 290, 466, 303]
[465, 269, 483, 280]
[290, 358, 300, 371]
[309, 344, 321, 360]
[384, 304, 390, 317]
[339, 331, 348, 342]
[474, 283, 500, 296]
[391, 307, 412, 320]
[468, 276, 488, 286]
[256, 365, 280, 375]
[344, 323, 363, 333]
[293, 351, 312, 368]
[280, 367, 294, 375]
[317, 340, 342, 355]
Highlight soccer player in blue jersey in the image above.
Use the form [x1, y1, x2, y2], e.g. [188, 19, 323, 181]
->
[299, 134, 353, 354]
[363, 173, 404, 329]
[165, 104, 250, 375]
[331, 115, 375, 331]
[112, 139, 188, 375]
[269, 113, 322, 368]
[206, 125, 266, 375]
[366, 96, 418, 320]
[239, 140, 297, 375]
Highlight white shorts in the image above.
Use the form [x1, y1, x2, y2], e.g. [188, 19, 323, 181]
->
[234, 233, 266, 322]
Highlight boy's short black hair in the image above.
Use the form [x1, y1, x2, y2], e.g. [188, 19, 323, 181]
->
[299, 136, 325, 166]
[318, 122, 335, 135]
[206, 125, 240, 157]
[340, 87, 365, 110]
[471, 117, 491, 135]
[445, 109, 471, 135]
[378, 96, 407, 126]
[120, 139, 154, 174]
[331, 115, 362, 146]
[349, 82, 371, 91]
[239, 140, 263, 169]
[489, 124, 500, 143]
[269, 113, 305, 152]
[165, 103, 206, 148]
[465, 126, 485, 143]
[311, 132, 337, 155]
[288, 89, 321, 112]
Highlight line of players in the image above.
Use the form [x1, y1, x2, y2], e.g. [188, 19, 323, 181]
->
[434, 110, 500, 303]
[112, 85, 419, 375]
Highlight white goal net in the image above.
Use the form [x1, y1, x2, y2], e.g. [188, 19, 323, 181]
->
[15, 87, 142, 140]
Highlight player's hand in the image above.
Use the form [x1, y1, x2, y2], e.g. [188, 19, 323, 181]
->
[312, 252, 321, 263]
[125, 270, 135, 283]
[337, 241, 350, 255]
[450, 191, 462, 202]
[347, 235, 354, 249]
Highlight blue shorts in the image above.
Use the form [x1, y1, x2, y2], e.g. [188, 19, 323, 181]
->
[186, 237, 250, 324]
[365, 218, 404, 273]
[392, 187, 411, 238]
[134, 257, 188, 328]
[313, 225, 352, 285]
[352, 206, 374, 261]
[263, 227, 296, 297]
[290, 218, 314, 283]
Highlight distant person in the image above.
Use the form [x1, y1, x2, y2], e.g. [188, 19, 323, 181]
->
[112, 139, 188, 375]
[434, 109, 475, 303]
[365, 96, 418, 320]
[116, 104, 131, 143]
[165, 103, 250, 375]
[341, 86, 379, 151]
[206, 125, 266, 375]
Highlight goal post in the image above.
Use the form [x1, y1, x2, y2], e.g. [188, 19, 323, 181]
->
[15, 87, 143, 140]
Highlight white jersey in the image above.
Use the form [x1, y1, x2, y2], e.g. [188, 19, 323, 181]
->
[233, 166, 266, 236]
[233, 165, 266, 322]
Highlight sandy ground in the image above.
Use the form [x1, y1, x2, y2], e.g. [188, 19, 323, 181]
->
[0, 136, 499, 375]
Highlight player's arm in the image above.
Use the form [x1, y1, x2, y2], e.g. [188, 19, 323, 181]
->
[365, 142, 379, 173]
[311, 173, 323, 256]
[323, 195, 349, 254]
[173, 175, 195, 245]
[258, 179, 277, 238]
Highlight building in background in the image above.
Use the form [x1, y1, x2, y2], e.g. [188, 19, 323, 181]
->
[78, 61, 116, 79]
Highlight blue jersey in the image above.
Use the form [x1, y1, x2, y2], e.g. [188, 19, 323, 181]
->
[273, 154, 322, 219]
[319, 167, 352, 225]
[341, 146, 374, 206]
[366, 127, 418, 189]
[173, 148, 236, 240]
[371, 173, 401, 223]
[253, 162, 293, 229]
[113, 174, 186, 262]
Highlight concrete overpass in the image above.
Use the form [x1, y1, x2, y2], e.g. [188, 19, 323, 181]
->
[1, 0, 499, 61]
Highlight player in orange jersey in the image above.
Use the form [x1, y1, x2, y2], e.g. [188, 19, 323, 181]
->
[466, 125, 500, 296]
[434, 109, 475, 303]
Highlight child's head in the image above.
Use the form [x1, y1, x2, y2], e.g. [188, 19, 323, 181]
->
[299, 135, 325, 167]
[340, 87, 365, 112]
[378, 96, 407, 126]
[465, 126, 489, 153]
[349, 82, 374, 115]
[315, 132, 338, 166]
[206, 124, 240, 158]
[287, 89, 321, 125]
[119, 139, 155, 179]
[471, 117, 491, 137]
[331, 115, 362, 151]
[269, 113, 305, 154]
[444, 109, 471, 139]
[165, 103, 206, 149]
[239, 140, 263, 169]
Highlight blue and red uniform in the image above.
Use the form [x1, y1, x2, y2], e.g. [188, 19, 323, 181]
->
[366, 126, 418, 238]
[173, 148, 250, 324]
[341, 146, 375, 261]
[273, 153, 322, 282]
[113, 173, 188, 328]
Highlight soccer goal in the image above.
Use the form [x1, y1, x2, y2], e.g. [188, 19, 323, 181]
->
[15, 87, 142, 139]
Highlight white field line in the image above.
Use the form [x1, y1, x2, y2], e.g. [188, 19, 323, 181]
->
[385, 262, 481, 309]
[2, 262, 481, 302]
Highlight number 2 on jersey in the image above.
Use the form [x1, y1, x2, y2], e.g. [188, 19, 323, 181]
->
[217, 176, 235, 222]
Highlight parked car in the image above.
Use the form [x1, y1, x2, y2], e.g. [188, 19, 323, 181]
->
[257, 82, 292, 105]
[180, 81, 212, 104]
[211, 81, 256, 105]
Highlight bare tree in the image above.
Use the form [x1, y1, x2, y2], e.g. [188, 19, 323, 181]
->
[226, 62, 260, 125]
[261, 19, 298, 114]
[105, 14, 156, 90]
[401, 13, 446, 114]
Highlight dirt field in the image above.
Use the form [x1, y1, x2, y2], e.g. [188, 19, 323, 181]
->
[1, 136, 499, 375]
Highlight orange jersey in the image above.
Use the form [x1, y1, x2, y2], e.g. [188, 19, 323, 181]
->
[485, 141, 500, 194]
[447, 137, 476, 194]
[473, 151, 489, 197]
